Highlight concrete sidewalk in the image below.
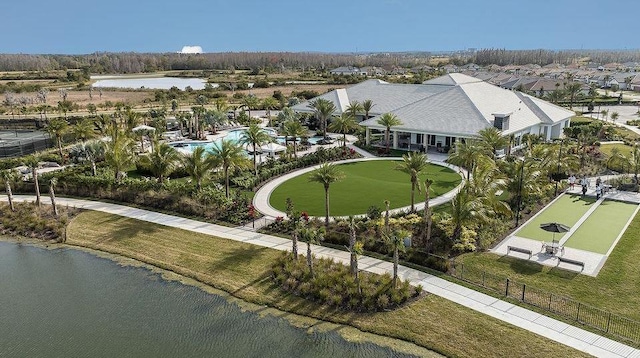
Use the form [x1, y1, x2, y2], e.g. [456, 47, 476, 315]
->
[3, 195, 638, 357]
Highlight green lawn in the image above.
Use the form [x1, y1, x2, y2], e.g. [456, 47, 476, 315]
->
[599, 142, 633, 157]
[516, 195, 596, 242]
[269, 160, 461, 216]
[564, 200, 639, 254]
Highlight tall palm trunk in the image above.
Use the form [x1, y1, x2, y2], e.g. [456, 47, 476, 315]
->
[91, 160, 97, 176]
[291, 229, 299, 261]
[349, 226, 357, 276]
[32, 167, 41, 207]
[410, 178, 416, 212]
[306, 241, 313, 277]
[324, 185, 330, 230]
[385, 129, 391, 152]
[384, 200, 390, 233]
[393, 247, 399, 289]
[49, 184, 58, 216]
[252, 144, 258, 175]
[224, 166, 230, 198]
[5, 181, 14, 212]
[424, 185, 432, 250]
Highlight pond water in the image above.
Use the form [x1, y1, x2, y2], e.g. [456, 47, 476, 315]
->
[91, 76, 211, 90]
[0, 241, 419, 358]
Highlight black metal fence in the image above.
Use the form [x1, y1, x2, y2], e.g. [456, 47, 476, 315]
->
[453, 263, 640, 344]
[0, 134, 53, 158]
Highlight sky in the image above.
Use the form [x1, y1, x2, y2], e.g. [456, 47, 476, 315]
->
[4, 0, 640, 54]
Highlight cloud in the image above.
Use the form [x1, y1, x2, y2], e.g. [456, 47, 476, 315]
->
[180, 46, 203, 54]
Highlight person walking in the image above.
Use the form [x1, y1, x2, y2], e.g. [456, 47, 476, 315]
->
[569, 174, 576, 189]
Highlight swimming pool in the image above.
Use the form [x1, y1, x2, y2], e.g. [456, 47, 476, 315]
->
[169, 127, 277, 152]
[168, 127, 322, 153]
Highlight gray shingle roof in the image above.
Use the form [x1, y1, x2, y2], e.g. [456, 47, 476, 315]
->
[295, 73, 575, 138]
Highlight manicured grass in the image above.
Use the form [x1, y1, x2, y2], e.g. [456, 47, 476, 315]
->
[516, 195, 596, 242]
[66, 211, 587, 357]
[564, 200, 639, 254]
[600, 142, 633, 157]
[269, 161, 461, 216]
[457, 211, 640, 320]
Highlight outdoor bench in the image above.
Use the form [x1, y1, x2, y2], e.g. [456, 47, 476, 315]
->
[557, 257, 585, 271]
[507, 246, 532, 258]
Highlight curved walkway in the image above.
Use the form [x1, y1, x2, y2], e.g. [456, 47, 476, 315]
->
[2, 195, 637, 358]
[252, 157, 466, 219]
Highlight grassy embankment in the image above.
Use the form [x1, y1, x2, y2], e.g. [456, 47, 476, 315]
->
[66, 210, 588, 357]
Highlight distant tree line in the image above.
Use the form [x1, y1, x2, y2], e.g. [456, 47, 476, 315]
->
[0, 52, 431, 74]
[0, 49, 638, 74]
[464, 49, 640, 67]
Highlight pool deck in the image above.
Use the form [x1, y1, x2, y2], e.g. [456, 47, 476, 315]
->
[493, 187, 640, 276]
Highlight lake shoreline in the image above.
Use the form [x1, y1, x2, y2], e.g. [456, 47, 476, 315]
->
[0, 235, 439, 358]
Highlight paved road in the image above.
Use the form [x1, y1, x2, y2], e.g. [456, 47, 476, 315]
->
[3, 195, 638, 357]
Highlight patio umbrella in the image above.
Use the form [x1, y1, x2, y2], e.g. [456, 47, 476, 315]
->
[132, 125, 156, 132]
[540, 222, 570, 244]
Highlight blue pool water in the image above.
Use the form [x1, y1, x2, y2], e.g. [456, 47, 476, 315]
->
[169, 127, 322, 153]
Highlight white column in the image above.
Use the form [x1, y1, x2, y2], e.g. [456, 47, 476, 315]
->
[365, 127, 370, 145]
[393, 131, 398, 149]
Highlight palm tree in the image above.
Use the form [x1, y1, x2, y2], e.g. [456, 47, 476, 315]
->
[289, 211, 302, 261]
[362, 99, 375, 119]
[611, 112, 619, 123]
[478, 127, 508, 159]
[376, 113, 402, 153]
[395, 152, 429, 212]
[23, 156, 41, 207]
[309, 98, 337, 140]
[346, 216, 359, 276]
[262, 97, 278, 126]
[242, 95, 260, 119]
[182, 146, 215, 190]
[0, 170, 16, 211]
[628, 144, 640, 181]
[345, 101, 363, 120]
[448, 140, 483, 179]
[282, 119, 307, 158]
[241, 123, 272, 174]
[502, 158, 545, 225]
[71, 118, 96, 142]
[601, 109, 609, 122]
[49, 178, 58, 216]
[385, 229, 410, 289]
[210, 140, 248, 198]
[203, 109, 227, 134]
[565, 82, 582, 109]
[301, 227, 323, 277]
[104, 134, 136, 183]
[328, 113, 357, 147]
[70, 140, 105, 176]
[140, 142, 181, 183]
[308, 163, 344, 230]
[422, 178, 434, 250]
[449, 190, 489, 242]
[123, 108, 141, 132]
[46, 118, 68, 160]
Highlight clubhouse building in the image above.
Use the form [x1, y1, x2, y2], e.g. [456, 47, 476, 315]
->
[292, 73, 575, 152]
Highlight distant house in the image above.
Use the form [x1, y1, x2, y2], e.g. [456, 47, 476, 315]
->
[292, 73, 574, 152]
[329, 66, 367, 76]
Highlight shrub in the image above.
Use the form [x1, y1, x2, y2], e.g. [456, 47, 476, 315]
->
[271, 252, 420, 312]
